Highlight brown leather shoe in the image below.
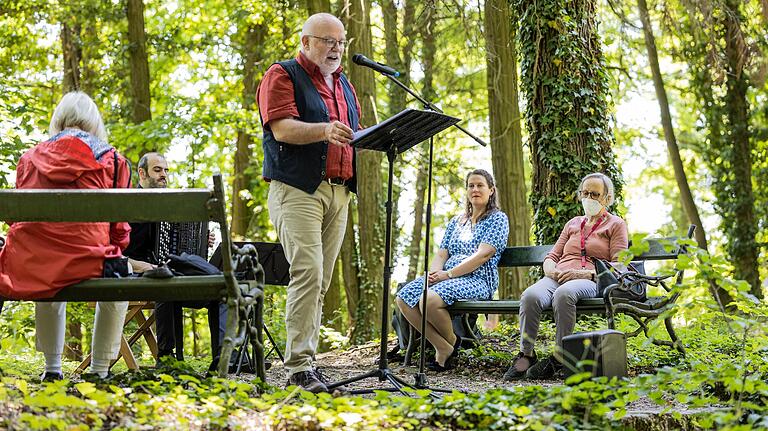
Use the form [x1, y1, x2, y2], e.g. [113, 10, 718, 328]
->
[287, 370, 328, 393]
[313, 368, 350, 394]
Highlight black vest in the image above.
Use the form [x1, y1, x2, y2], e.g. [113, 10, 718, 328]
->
[261, 59, 359, 194]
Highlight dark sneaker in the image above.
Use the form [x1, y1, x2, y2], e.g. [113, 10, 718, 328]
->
[287, 370, 328, 393]
[313, 368, 349, 394]
[40, 371, 64, 382]
[525, 356, 562, 380]
[503, 351, 538, 381]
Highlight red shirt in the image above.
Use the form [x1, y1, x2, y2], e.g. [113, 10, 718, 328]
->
[258, 52, 360, 180]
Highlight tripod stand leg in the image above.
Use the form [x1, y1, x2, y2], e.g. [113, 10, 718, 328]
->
[263, 324, 284, 362]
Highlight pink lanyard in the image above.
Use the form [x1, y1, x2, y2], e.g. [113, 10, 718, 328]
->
[580, 213, 607, 268]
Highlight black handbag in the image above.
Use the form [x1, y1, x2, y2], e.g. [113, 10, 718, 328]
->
[102, 256, 130, 278]
[595, 259, 647, 301]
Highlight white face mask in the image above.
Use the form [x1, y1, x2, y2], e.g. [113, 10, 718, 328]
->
[581, 198, 603, 217]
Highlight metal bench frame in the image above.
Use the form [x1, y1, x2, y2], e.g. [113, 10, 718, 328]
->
[446, 225, 695, 356]
[0, 174, 266, 379]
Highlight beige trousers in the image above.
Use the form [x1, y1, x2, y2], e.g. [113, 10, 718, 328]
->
[267, 180, 350, 376]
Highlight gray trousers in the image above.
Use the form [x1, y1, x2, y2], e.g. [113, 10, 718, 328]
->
[519, 277, 596, 356]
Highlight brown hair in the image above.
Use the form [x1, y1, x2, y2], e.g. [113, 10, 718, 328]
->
[463, 169, 500, 223]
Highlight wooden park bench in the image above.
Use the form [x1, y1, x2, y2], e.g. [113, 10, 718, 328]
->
[445, 225, 696, 358]
[0, 174, 267, 379]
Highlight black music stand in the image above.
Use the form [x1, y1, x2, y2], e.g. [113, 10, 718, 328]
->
[326, 108, 458, 395]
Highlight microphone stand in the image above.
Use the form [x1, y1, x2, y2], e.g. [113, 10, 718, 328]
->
[383, 73, 486, 389]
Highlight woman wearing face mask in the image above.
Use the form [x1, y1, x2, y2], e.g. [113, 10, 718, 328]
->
[504, 172, 627, 381]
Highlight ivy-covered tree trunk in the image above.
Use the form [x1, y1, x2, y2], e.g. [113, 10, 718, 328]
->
[485, 0, 529, 299]
[681, 0, 762, 299]
[232, 22, 266, 238]
[126, 0, 151, 124]
[720, 0, 760, 298]
[517, 0, 622, 244]
[344, 0, 384, 344]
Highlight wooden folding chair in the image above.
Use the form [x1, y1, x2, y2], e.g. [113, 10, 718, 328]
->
[76, 301, 158, 372]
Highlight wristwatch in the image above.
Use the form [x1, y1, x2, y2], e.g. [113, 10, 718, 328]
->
[447, 270, 454, 279]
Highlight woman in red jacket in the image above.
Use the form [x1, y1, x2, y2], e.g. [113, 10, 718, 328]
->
[0, 92, 132, 381]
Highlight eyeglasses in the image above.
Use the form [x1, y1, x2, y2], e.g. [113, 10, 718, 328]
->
[307, 35, 347, 49]
[579, 190, 602, 199]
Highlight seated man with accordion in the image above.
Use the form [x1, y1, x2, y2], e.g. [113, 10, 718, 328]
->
[125, 153, 247, 372]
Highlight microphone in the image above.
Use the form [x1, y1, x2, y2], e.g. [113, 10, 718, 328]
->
[352, 54, 400, 77]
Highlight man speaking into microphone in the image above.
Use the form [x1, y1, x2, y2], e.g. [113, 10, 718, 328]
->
[257, 13, 362, 393]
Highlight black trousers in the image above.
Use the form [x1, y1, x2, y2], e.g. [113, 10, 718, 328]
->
[155, 301, 227, 361]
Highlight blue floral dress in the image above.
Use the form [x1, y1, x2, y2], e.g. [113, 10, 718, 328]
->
[397, 210, 509, 307]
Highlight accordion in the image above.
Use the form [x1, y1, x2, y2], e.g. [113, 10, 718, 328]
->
[155, 221, 209, 262]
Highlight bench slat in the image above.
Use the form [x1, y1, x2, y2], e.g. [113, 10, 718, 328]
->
[0, 275, 230, 302]
[449, 298, 607, 315]
[497, 238, 683, 267]
[0, 189, 213, 223]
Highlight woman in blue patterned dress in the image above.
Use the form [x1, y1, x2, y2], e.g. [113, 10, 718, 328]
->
[396, 169, 509, 371]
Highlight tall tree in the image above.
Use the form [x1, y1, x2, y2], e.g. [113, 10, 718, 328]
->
[635, 0, 736, 306]
[304, 0, 331, 15]
[61, 13, 84, 361]
[484, 0, 529, 299]
[678, 0, 762, 298]
[61, 22, 81, 92]
[232, 22, 267, 238]
[517, 0, 622, 244]
[126, 0, 151, 124]
[720, 0, 760, 297]
[344, 0, 384, 344]
[637, 0, 706, 250]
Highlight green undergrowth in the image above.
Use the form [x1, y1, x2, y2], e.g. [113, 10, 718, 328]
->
[1, 242, 768, 430]
[0, 351, 766, 430]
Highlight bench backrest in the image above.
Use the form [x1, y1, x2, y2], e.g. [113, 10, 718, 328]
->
[498, 233, 693, 268]
[0, 174, 237, 278]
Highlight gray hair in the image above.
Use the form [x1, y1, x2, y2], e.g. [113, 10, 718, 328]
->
[299, 13, 344, 52]
[49, 91, 107, 142]
[578, 172, 616, 206]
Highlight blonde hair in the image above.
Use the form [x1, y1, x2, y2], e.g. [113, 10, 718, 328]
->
[49, 91, 107, 142]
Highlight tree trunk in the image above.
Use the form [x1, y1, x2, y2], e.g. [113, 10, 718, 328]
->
[232, 23, 267, 238]
[404, 3, 436, 282]
[517, 0, 622, 244]
[61, 22, 81, 92]
[126, 0, 151, 124]
[344, 0, 383, 344]
[304, 0, 330, 15]
[636, 0, 733, 306]
[322, 258, 345, 331]
[637, 0, 706, 251]
[61, 18, 83, 361]
[406, 169, 428, 281]
[341, 203, 360, 333]
[484, 0, 529, 299]
[721, 0, 760, 298]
